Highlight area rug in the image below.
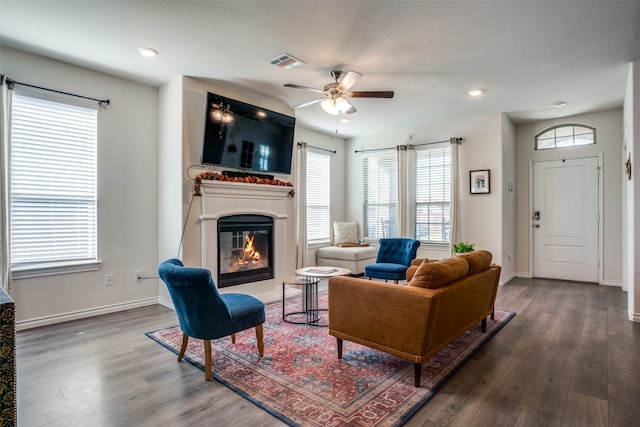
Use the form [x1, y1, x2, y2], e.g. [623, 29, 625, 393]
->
[147, 292, 514, 427]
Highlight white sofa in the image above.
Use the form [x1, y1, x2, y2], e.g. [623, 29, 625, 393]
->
[316, 246, 378, 275]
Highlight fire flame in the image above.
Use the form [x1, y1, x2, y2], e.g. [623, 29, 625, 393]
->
[238, 233, 261, 265]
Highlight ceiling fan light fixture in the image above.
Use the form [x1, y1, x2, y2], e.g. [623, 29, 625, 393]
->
[321, 96, 351, 115]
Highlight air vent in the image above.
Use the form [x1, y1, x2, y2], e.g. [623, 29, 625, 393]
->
[269, 53, 305, 70]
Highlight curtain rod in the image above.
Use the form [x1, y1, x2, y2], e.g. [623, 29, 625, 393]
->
[356, 137, 462, 153]
[4, 77, 110, 106]
[354, 147, 397, 154]
[297, 142, 336, 154]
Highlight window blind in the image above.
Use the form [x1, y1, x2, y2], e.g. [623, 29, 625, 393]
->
[363, 152, 398, 239]
[306, 150, 330, 244]
[413, 144, 451, 244]
[10, 92, 98, 267]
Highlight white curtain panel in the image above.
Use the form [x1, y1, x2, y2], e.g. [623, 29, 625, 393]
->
[449, 137, 461, 256]
[0, 76, 13, 292]
[295, 142, 308, 268]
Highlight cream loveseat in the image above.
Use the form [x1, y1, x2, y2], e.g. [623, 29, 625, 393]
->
[328, 250, 500, 386]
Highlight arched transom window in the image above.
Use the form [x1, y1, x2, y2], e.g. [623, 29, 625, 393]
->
[535, 124, 596, 150]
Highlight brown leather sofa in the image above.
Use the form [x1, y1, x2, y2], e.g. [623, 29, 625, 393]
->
[328, 250, 500, 387]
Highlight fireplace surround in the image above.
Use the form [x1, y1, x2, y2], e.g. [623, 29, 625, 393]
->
[199, 179, 294, 295]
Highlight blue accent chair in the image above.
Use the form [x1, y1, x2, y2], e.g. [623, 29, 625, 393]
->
[364, 238, 421, 283]
[158, 258, 265, 381]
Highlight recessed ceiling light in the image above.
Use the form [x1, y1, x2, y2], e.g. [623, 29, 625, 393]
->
[552, 101, 567, 108]
[137, 47, 158, 58]
[468, 89, 486, 97]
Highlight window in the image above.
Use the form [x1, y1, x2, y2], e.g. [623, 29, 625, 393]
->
[412, 144, 451, 244]
[363, 152, 397, 239]
[535, 124, 595, 150]
[10, 89, 98, 272]
[306, 150, 330, 244]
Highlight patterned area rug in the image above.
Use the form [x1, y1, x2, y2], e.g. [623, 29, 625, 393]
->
[147, 292, 514, 427]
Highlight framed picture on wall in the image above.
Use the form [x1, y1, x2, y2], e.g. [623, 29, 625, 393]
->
[470, 169, 490, 194]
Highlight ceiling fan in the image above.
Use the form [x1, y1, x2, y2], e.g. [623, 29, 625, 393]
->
[284, 70, 394, 115]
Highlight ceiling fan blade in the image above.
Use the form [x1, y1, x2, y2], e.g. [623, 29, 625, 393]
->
[349, 91, 395, 98]
[284, 83, 324, 93]
[345, 104, 357, 114]
[293, 98, 324, 109]
[337, 71, 363, 92]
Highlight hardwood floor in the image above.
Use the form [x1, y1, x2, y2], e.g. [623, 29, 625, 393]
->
[16, 278, 640, 426]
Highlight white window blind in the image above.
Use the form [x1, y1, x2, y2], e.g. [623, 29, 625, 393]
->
[306, 150, 330, 244]
[413, 144, 451, 244]
[10, 91, 98, 268]
[363, 152, 398, 239]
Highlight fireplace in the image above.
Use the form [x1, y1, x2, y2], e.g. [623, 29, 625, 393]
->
[217, 214, 274, 288]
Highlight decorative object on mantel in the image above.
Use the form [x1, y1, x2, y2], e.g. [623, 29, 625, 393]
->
[625, 152, 632, 180]
[193, 171, 293, 197]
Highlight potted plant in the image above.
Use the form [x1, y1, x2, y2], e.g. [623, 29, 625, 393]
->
[453, 241, 475, 255]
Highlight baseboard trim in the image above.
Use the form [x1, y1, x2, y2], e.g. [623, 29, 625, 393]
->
[599, 279, 623, 287]
[499, 272, 516, 286]
[513, 272, 534, 279]
[16, 297, 160, 331]
[158, 296, 174, 310]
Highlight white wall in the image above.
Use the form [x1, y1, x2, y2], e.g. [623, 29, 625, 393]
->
[1, 47, 160, 327]
[157, 76, 184, 304]
[514, 109, 623, 285]
[623, 62, 640, 320]
[501, 114, 517, 282]
[295, 127, 347, 265]
[345, 113, 506, 268]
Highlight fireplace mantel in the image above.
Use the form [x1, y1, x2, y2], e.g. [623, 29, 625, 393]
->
[198, 179, 295, 298]
[199, 180, 293, 200]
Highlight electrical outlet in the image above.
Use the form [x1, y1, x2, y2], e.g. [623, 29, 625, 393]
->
[105, 274, 114, 286]
[135, 271, 143, 282]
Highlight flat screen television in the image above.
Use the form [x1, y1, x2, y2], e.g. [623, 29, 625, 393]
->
[201, 92, 296, 175]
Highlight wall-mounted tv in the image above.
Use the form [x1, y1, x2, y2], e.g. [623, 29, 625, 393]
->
[201, 92, 296, 175]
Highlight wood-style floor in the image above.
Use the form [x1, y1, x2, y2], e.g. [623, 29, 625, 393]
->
[16, 278, 640, 426]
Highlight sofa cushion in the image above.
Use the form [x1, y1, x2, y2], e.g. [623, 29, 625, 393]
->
[408, 257, 469, 289]
[333, 221, 358, 245]
[457, 249, 492, 274]
[406, 258, 433, 280]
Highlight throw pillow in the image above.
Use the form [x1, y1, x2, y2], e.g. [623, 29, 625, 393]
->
[408, 257, 469, 289]
[333, 221, 358, 245]
[406, 258, 433, 281]
[457, 249, 492, 274]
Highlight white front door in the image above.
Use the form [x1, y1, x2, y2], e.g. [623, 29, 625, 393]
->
[533, 157, 599, 282]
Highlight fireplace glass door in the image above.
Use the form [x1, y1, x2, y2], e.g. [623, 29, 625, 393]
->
[217, 214, 273, 287]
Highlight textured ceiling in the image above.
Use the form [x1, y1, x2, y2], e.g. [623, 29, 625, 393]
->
[1, 1, 639, 138]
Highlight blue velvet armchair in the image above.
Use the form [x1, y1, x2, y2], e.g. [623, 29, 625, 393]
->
[364, 238, 421, 283]
[158, 258, 265, 381]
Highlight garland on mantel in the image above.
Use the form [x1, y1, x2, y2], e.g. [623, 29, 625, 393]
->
[193, 171, 294, 197]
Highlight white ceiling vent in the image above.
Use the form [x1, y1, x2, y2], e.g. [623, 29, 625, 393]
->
[269, 53, 305, 70]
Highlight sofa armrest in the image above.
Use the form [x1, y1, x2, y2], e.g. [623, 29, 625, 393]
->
[328, 276, 435, 359]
